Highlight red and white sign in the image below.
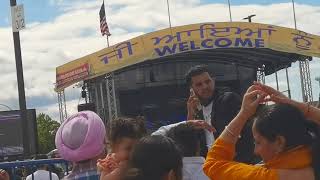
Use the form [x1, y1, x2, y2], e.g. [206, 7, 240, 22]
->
[56, 64, 90, 90]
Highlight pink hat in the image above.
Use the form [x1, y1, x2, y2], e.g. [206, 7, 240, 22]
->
[55, 111, 106, 162]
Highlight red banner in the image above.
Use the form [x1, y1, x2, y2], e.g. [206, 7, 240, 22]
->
[56, 64, 89, 90]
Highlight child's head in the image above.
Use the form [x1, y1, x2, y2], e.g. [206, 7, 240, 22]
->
[167, 123, 201, 157]
[123, 135, 183, 180]
[107, 117, 147, 161]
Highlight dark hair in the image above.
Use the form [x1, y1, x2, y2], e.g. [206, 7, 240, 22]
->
[33, 154, 49, 169]
[167, 123, 200, 157]
[254, 103, 320, 178]
[185, 65, 213, 87]
[107, 117, 147, 145]
[123, 135, 183, 180]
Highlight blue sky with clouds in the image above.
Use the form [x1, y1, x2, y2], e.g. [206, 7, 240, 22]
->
[1, 0, 319, 27]
[0, 0, 59, 27]
[204, 0, 320, 5]
[0, 0, 319, 120]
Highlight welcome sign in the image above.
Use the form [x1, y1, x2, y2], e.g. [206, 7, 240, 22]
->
[55, 22, 320, 91]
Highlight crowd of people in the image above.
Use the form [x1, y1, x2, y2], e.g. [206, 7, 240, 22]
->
[0, 154, 64, 180]
[1, 65, 320, 180]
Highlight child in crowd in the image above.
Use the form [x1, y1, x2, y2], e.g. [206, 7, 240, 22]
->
[97, 117, 147, 180]
[122, 135, 183, 180]
[167, 123, 209, 180]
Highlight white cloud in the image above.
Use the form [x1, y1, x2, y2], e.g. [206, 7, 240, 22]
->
[265, 58, 320, 101]
[38, 97, 80, 122]
[0, 1, 319, 120]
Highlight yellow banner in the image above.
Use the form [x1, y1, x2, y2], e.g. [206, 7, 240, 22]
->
[55, 22, 320, 91]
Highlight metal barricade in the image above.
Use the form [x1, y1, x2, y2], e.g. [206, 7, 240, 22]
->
[0, 158, 69, 180]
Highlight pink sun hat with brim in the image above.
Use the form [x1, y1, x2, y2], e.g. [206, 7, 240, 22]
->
[55, 111, 106, 162]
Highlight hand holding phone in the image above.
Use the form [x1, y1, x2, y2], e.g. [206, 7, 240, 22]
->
[187, 88, 202, 120]
[190, 88, 202, 110]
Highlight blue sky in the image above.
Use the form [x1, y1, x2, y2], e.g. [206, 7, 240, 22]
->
[0, 0, 60, 27]
[0, 0, 319, 120]
[1, 0, 320, 27]
[203, 0, 320, 5]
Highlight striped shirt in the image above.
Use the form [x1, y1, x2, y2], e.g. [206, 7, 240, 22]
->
[63, 160, 100, 180]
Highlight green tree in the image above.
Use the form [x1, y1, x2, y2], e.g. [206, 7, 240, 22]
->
[37, 113, 60, 154]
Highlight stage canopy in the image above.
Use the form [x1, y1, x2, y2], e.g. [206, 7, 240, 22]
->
[55, 22, 320, 92]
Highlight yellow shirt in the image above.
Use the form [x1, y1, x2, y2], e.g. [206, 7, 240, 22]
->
[203, 138, 312, 180]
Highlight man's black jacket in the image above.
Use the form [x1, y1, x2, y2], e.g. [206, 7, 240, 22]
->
[195, 90, 256, 163]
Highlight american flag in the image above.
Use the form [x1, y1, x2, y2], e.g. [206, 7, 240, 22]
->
[99, 1, 111, 36]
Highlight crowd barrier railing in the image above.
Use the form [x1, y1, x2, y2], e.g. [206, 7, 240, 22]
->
[0, 158, 69, 180]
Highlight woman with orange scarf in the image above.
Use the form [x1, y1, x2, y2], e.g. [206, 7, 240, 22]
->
[203, 82, 320, 180]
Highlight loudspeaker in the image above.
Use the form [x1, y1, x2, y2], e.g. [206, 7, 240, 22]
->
[78, 103, 96, 112]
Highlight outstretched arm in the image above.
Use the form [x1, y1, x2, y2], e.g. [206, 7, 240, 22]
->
[255, 82, 320, 126]
[203, 86, 274, 180]
[152, 120, 216, 136]
[219, 85, 266, 144]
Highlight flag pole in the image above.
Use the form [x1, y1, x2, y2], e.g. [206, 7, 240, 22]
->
[166, 0, 174, 36]
[103, 0, 110, 47]
[227, 0, 232, 22]
[291, 0, 297, 29]
[166, 0, 172, 29]
[107, 35, 110, 47]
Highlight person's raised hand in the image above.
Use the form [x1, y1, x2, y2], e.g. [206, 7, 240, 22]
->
[187, 120, 216, 133]
[98, 153, 120, 174]
[254, 81, 290, 104]
[240, 85, 267, 119]
[187, 94, 200, 118]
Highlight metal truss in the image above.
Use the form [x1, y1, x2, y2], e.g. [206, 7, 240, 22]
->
[57, 90, 68, 123]
[106, 72, 118, 121]
[299, 57, 313, 102]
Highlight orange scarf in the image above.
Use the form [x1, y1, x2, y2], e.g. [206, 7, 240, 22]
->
[264, 146, 312, 169]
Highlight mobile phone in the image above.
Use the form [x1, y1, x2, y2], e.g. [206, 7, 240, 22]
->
[190, 88, 195, 96]
[190, 88, 202, 110]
